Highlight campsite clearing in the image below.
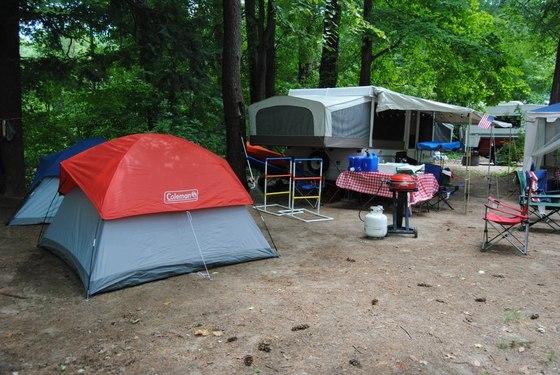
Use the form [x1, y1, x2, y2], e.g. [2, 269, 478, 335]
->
[1, 169, 559, 374]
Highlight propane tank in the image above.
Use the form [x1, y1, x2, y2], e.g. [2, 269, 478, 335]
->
[364, 206, 388, 238]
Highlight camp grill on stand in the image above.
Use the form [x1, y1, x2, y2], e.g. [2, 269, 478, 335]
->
[386, 174, 418, 238]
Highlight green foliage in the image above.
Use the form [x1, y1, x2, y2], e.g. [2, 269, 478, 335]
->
[496, 132, 525, 166]
[18, 0, 557, 184]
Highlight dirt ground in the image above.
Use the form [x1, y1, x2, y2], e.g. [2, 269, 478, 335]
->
[1, 167, 559, 374]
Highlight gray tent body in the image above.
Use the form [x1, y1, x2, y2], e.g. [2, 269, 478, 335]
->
[9, 177, 64, 225]
[40, 189, 276, 296]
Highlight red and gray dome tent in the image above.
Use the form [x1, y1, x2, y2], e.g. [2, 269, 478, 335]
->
[40, 134, 276, 296]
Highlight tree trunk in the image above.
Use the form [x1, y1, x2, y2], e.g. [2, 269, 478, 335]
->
[264, 0, 276, 98]
[358, 0, 373, 86]
[222, 0, 247, 187]
[246, 0, 275, 103]
[0, 0, 25, 198]
[318, 0, 341, 88]
[297, 21, 315, 84]
[550, 37, 560, 104]
[245, 0, 266, 103]
[297, 47, 314, 84]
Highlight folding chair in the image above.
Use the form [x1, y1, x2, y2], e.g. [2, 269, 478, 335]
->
[516, 171, 560, 231]
[482, 196, 530, 255]
[423, 163, 459, 211]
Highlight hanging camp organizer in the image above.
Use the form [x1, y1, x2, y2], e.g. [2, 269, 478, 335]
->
[254, 157, 298, 216]
[287, 158, 333, 222]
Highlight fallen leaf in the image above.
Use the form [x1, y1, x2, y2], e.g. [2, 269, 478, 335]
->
[194, 329, 210, 337]
[291, 324, 309, 331]
[243, 355, 253, 366]
[417, 283, 433, 288]
[258, 342, 271, 352]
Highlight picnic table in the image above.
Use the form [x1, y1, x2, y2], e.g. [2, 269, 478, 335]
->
[336, 171, 439, 205]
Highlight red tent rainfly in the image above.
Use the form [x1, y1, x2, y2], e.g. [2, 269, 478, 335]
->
[59, 133, 252, 220]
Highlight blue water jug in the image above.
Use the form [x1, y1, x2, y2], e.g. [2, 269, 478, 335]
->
[361, 152, 378, 172]
[347, 155, 355, 171]
[348, 155, 362, 171]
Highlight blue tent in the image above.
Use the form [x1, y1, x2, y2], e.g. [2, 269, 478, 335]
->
[30, 137, 105, 191]
[9, 137, 105, 226]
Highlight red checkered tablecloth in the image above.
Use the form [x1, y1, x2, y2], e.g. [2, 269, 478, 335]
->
[335, 171, 439, 205]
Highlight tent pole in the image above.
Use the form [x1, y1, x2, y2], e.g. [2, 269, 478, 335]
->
[487, 124, 493, 197]
[508, 126, 512, 174]
[368, 100, 375, 148]
[464, 116, 472, 214]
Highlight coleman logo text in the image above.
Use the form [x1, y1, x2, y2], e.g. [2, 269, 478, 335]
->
[164, 189, 199, 204]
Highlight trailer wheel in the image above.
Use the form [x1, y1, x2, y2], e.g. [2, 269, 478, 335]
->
[307, 150, 330, 175]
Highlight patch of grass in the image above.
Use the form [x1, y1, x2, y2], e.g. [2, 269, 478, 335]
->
[503, 308, 523, 323]
[497, 339, 532, 350]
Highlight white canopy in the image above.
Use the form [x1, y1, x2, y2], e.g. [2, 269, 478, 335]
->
[523, 103, 560, 170]
[289, 86, 480, 125]
[487, 101, 542, 117]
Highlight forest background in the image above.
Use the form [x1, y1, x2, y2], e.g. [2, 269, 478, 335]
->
[0, 0, 559, 195]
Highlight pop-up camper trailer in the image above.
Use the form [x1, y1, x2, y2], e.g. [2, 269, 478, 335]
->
[249, 86, 480, 180]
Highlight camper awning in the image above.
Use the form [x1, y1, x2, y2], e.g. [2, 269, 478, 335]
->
[289, 86, 480, 124]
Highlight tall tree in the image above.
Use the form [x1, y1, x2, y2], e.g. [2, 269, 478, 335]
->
[551, 39, 560, 103]
[318, 0, 341, 88]
[245, 0, 276, 103]
[0, 0, 25, 198]
[358, 0, 374, 86]
[222, 0, 247, 186]
[265, 0, 277, 98]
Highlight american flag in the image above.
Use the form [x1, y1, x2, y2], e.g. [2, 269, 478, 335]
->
[477, 114, 494, 129]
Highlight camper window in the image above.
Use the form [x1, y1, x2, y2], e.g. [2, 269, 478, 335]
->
[256, 106, 314, 136]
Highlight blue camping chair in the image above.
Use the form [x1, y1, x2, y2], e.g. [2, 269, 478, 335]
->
[423, 163, 459, 211]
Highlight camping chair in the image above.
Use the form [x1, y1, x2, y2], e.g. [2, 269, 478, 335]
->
[422, 163, 459, 211]
[482, 196, 530, 255]
[516, 171, 560, 231]
[292, 159, 323, 209]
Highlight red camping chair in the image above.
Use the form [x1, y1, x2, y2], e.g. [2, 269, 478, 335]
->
[482, 181, 533, 255]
